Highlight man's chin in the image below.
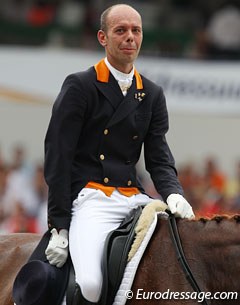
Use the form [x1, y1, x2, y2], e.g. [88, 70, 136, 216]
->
[121, 52, 138, 62]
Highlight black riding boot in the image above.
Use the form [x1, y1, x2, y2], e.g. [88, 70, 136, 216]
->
[66, 265, 98, 305]
[71, 283, 98, 305]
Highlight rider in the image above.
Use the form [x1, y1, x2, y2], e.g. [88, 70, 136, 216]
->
[13, 4, 194, 305]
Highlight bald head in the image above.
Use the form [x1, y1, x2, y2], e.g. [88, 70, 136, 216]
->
[100, 4, 142, 33]
[97, 4, 143, 73]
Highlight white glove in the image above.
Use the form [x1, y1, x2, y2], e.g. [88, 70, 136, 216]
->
[45, 228, 69, 268]
[166, 194, 195, 219]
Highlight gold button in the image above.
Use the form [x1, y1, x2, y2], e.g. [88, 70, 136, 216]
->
[127, 180, 132, 186]
[132, 135, 138, 140]
[100, 154, 105, 160]
[104, 129, 109, 135]
[104, 177, 109, 184]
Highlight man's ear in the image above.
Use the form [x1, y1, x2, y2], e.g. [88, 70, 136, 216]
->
[97, 30, 107, 47]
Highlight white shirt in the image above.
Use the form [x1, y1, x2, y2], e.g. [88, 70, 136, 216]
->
[104, 57, 134, 96]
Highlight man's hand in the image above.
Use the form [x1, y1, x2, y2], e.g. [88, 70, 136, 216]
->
[45, 228, 69, 268]
[167, 194, 195, 219]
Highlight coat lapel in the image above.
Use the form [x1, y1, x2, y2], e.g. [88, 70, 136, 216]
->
[94, 59, 146, 126]
[94, 74, 123, 110]
[106, 78, 146, 127]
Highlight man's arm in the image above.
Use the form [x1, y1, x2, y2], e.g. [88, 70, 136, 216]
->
[144, 87, 194, 219]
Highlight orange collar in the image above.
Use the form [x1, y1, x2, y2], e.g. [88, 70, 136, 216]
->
[94, 59, 143, 90]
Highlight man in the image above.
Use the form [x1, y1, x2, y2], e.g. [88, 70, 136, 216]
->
[13, 4, 194, 305]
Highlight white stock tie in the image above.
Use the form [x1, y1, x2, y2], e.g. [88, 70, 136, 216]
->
[118, 79, 132, 96]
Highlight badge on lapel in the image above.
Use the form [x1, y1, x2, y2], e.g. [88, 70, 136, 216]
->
[134, 92, 146, 102]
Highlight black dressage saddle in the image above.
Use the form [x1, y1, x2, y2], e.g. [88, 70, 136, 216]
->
[66, 206, 142, 305]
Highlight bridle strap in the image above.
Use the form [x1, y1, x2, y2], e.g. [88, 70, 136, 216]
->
[167, 213, 210, 305]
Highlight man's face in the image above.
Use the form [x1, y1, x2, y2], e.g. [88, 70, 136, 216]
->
[98, 6, 143, 72]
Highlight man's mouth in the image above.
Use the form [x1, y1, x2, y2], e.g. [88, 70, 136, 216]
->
[121, 47, 136, 52]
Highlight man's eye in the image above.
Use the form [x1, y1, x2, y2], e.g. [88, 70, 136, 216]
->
[116, 28, 124, 33]
[133, 28, 141, 33]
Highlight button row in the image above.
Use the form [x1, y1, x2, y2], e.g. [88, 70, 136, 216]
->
[103, 129, 138, 141]
[103, 177, 132, 186]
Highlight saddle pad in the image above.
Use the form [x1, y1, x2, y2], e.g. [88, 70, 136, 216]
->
[113, 211, 168, 305]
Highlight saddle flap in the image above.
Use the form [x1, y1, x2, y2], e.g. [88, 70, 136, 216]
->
[100, 206, 142, 305]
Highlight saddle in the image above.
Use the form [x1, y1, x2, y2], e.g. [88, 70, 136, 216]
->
[66, 206, 142, 305]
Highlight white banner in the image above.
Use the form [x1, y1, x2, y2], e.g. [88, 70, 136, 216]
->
[0, 47, 240, 115]
[137, 59, 240, 115]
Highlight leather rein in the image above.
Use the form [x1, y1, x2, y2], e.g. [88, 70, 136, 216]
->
[167, 213, 210, 305]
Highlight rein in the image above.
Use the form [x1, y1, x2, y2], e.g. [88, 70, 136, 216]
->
[167, 213, 210, 305]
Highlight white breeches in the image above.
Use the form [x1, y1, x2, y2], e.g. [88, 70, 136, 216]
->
[69, 188, 151, 303]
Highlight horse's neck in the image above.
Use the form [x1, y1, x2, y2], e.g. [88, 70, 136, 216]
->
[178, 217, 240, 292]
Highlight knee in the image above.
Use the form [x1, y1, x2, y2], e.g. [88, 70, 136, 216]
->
[79, 277, 102, 303]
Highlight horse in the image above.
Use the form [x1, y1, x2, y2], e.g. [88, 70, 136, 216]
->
[1, 214, 240, 305]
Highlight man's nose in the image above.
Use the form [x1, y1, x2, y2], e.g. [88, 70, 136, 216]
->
[126, 30, 134, 41]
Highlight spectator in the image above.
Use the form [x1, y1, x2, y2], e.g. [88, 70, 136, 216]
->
[192, 1, 240, 59]
[27, 0, 56, 27]
[227, 160, 240, 212]
[203, 157, 226, 194]
[1, 201, 38, 233]
[1, 145, 38, 218]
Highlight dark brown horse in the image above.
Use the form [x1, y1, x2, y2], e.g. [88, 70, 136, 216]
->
[1, 215, 240, 305]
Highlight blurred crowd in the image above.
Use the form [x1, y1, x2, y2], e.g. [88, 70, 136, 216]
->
[0, 145, 48, 234]
[142, 157, 240, 219]
[0, 144, 240, 234]
[0, 0, 240, 59]
[179, 159, 240, 217]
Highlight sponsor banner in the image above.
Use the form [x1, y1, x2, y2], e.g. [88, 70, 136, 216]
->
[0, 47, 240, 114]
[137, 58, 240, 115]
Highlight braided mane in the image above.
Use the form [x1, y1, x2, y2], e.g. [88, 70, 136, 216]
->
[197, 214, 240, 223]
[128, 200, 240, 261]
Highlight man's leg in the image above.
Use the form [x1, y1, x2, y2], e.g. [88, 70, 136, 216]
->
[69, 188, 134, 303]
